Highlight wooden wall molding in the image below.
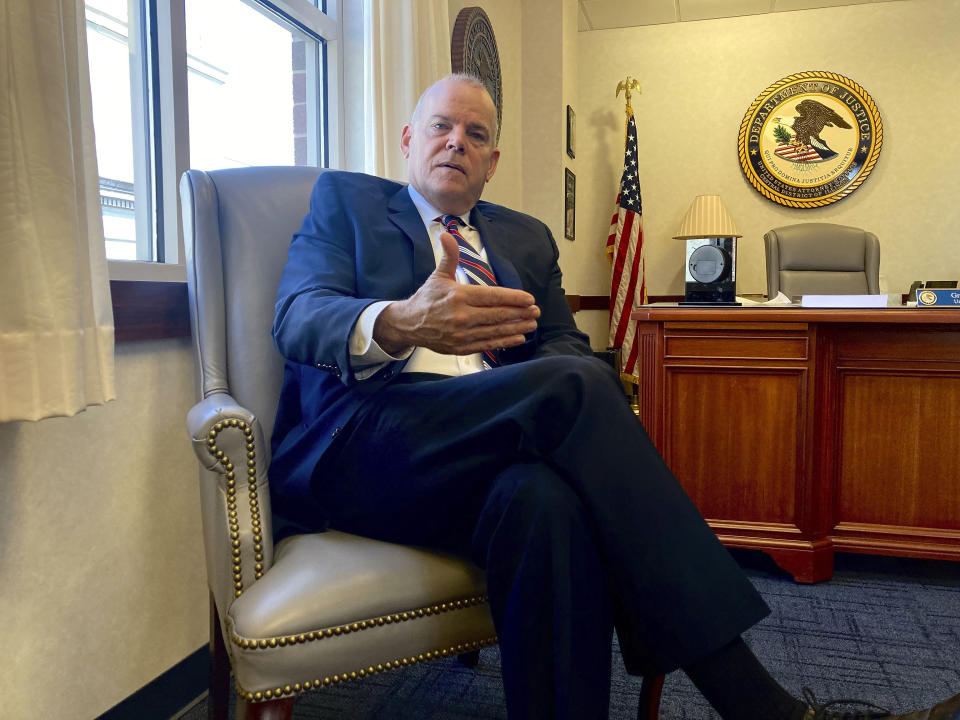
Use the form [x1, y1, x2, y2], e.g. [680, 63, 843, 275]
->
[111, 280, 190, 342]
[566, 294, 682, 313]
[111, 285, 682, 342]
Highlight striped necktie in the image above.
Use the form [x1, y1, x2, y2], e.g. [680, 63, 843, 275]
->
[438, 214, 500, 368]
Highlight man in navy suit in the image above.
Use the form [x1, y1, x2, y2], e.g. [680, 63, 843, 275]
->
[270, 74, 958, 720]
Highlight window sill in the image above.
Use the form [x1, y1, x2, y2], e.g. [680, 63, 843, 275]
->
[109, 260, 186, 282]
[111, 280, 190, 342]
[109, 289, 680, 344]
[108, 262, 190, 342]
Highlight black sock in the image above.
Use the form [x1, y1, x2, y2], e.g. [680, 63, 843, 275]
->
[682, 637, 808, 720]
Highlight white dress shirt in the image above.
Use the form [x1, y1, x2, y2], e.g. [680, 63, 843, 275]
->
[348, 185, 491, 380]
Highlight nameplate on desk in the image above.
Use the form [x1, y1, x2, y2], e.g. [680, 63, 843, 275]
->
[800, 294, 888, 308]
[917, 289, 960, 307]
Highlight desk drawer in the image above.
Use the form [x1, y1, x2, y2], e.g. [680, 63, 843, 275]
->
[835, 325, 960, 363]
[664, 330, 809, 361]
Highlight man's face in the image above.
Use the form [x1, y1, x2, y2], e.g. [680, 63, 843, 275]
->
[400, 79, 500, 216]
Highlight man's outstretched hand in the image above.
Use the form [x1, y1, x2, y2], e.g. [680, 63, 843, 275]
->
[374, 231, 540, 356]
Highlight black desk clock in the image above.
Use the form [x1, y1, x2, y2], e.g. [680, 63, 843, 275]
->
[685, 237, 737, 304]
[673, 195, 742, 306]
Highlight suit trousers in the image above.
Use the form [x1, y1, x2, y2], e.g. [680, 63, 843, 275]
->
[308, 355, 770, 719]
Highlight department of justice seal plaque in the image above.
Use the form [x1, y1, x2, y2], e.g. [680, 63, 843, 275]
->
[738, 71, 883, 208]
[451, 7, 502, 142]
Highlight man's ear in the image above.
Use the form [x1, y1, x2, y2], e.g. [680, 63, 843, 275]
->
[485, 149, 501, 182]
[400, 124, 412, 159]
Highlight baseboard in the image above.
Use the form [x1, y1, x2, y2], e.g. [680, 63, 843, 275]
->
[96, 645, 208, 720]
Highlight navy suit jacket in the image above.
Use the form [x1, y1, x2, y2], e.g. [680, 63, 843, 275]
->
[269, 170, 591, 533]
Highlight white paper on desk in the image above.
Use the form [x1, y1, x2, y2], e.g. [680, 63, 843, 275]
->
[735, 292, 794, 306]
[801, 294, 888, 308]
[766, 291, 793, 305]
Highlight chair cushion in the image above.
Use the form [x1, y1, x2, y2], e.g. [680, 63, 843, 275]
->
[231, 531, 488, 637]
[225, 531, 497, 700]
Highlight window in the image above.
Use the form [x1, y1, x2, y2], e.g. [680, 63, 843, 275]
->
[185, 0, 326, 169]
[85, 0, 154, 262]
[84, 0, 341, 269]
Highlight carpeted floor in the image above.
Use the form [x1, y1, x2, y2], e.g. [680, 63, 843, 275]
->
[177, 551, 960, 719]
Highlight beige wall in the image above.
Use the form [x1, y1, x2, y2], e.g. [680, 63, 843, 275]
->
[558, 0, 612, 346]
[448, 0, 523, 210]
[447, 0, 615, 346]
[0, 339, 207, 719]
[450, 0, 960, 346]
[577, 0, 960, 300]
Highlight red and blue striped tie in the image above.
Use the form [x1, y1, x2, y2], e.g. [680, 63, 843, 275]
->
[438, 214, 500, 368]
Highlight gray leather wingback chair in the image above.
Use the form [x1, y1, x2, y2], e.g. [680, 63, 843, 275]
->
[764, 223, 880, 299]
[179, 167, 497, 720]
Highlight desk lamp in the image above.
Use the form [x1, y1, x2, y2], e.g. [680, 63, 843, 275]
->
[674, 195, 742, 305]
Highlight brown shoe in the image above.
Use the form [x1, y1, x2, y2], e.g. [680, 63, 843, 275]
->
[803, 689, 960, 720]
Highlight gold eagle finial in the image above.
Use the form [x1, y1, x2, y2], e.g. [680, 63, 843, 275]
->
[616, 77, 641, 113]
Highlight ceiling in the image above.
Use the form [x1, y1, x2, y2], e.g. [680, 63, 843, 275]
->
[578, 0, 905, 31]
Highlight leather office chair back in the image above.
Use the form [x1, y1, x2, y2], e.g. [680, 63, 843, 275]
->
[183, 166, 320, 440]
[764, 223, 880, 299]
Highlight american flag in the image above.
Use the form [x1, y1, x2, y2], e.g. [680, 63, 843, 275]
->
[606, 109, 646, 380]
[774, 143, 821, 162]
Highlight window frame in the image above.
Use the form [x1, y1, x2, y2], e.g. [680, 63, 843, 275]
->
[105, 0, 346, 338]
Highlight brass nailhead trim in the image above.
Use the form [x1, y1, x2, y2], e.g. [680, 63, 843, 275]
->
[234, 635, 498, 703]
[230, 594, 489, 650]
[207, 419, 263, 598]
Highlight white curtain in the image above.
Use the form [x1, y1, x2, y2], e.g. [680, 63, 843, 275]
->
[0, 0, 116, 422]
[363, 0, 451, 180]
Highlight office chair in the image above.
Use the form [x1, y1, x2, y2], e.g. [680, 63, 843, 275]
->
[180, 166, 663, 720]
[764, 223, 880, 299]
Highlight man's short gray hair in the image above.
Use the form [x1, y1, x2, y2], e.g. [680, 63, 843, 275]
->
[410, 73, 500, 144]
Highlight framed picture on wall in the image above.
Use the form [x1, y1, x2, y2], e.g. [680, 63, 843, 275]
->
[564, 168, 576, 241]
[566, 105, 576, 159]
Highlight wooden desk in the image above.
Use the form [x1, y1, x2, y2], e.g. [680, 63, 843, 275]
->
[631, 306, 960, 582]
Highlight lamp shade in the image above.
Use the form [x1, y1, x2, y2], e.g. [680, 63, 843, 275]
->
[673, 195, 741, 239]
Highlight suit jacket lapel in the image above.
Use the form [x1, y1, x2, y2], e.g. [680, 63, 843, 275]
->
[472, 207, 522, 290]
[387, 186, 436, 287]
[386, 186, 523, 292]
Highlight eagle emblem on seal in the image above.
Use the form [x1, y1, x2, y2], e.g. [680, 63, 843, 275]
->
[773, 99, 853, 162]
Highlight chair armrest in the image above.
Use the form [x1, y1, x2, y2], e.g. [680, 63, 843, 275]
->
[188, 393, 259, 465]
[187, 393, 275, 615]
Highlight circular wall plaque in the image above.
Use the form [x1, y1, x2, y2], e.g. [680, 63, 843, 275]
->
[738, 71, 883, 208]
[451, 7, 502, 142]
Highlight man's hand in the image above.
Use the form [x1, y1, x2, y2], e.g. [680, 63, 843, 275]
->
[374, 231, 540, 356]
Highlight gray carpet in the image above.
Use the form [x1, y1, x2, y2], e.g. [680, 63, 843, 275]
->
[177, 551, 960, 719]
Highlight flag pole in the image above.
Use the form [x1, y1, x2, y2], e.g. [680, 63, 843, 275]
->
[607, 76, 646, 397]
